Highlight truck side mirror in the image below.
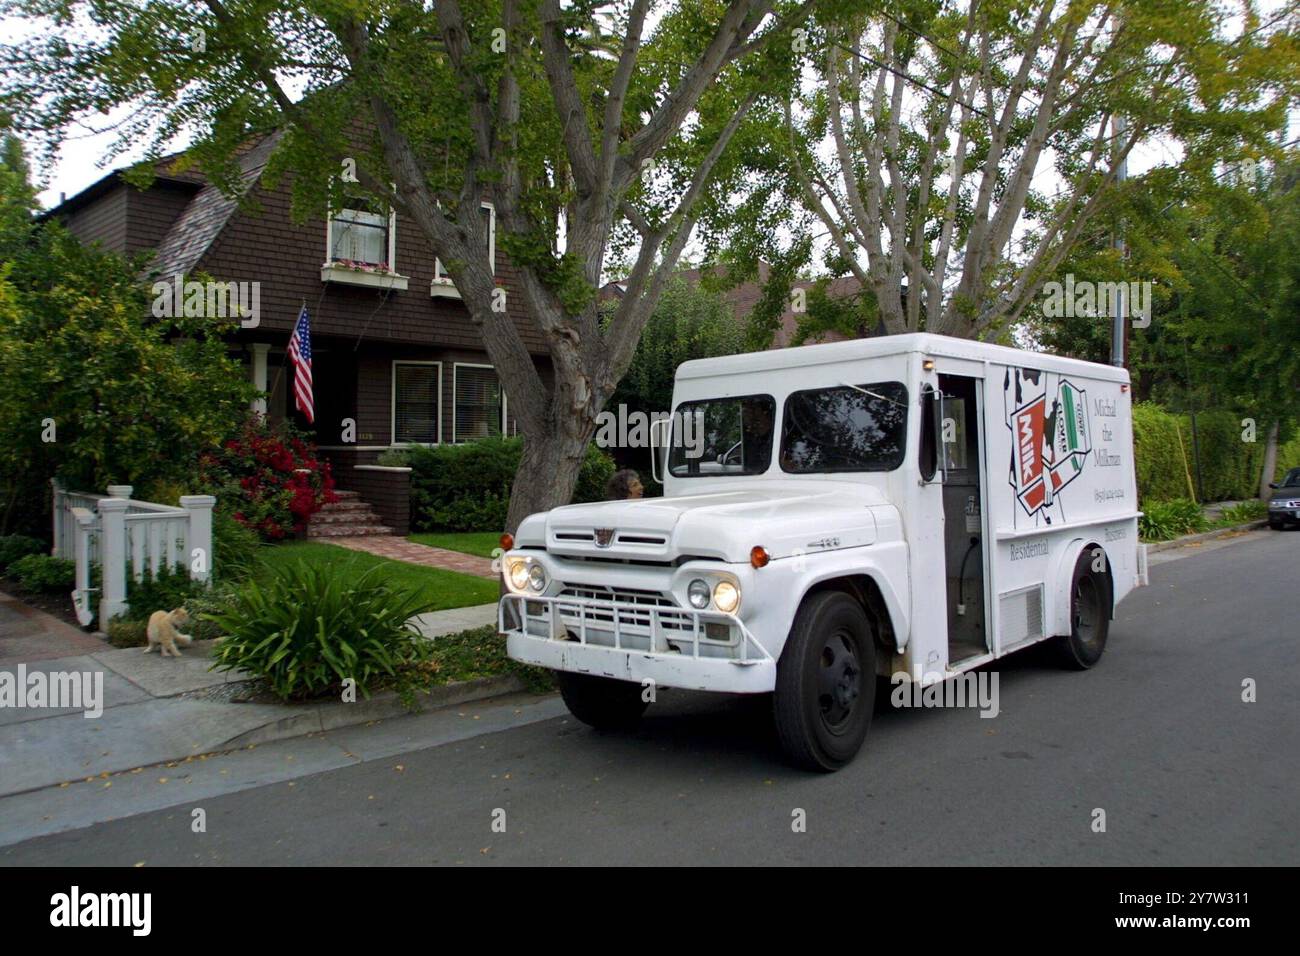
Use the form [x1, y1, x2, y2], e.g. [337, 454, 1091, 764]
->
[650, 416, 671, 484]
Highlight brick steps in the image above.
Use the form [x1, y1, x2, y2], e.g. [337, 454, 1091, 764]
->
[307, 523, 395, 538]
[307, 493, 393, 538]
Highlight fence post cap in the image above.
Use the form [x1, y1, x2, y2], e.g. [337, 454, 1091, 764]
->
[179, 494, 217, 509]
[106, 484, 133, 498]
[97, 497, 130, 513]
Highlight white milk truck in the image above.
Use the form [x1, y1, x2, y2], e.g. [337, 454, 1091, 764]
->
[500, 333, 1146, 771]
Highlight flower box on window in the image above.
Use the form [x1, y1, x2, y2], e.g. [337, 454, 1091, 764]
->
[324, 198, 409, 290]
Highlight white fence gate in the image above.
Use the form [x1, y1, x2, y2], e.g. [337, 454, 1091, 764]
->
[51, 480, 215, 631]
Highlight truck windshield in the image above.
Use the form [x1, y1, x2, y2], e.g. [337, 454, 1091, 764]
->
[669, 394, 776, 477]
[780, 381, 908, 473]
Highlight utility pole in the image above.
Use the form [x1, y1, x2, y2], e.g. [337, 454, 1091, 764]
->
[1110, 114, 1128, 368]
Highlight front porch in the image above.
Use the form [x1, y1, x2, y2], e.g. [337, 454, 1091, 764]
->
[239, 334, 515, 538]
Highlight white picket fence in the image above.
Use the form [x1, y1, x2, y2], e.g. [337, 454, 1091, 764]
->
[51, 480, 215, 631]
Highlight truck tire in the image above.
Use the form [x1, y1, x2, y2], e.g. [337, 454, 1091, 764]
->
[1053, 550, 1111, 670]
[773, 591, 876, 772]
[556, 672, 649, 730]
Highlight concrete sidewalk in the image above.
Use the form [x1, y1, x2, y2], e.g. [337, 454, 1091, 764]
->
[410, 602, 498, 638]
[0, 595, 518, 800]
[0, 590, 105, 666]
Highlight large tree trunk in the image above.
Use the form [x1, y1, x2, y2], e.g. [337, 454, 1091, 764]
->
[1258, 420, 1280, 501]
[505, 423, 597, 534]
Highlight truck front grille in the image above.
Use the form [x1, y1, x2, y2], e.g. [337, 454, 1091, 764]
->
[557, 584, 676, 607]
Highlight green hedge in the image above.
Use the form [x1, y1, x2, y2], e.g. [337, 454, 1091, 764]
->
[1278, 431, 1300, 474]
[408, 437, 615, 533]
[1133, 403, 1271, 504]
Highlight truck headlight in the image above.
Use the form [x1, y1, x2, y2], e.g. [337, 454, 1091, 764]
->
[687, 579, 711, 609]
[527, 562, 548, 592]
[713, 580, 740, 613]
[506, 558, 529, 591]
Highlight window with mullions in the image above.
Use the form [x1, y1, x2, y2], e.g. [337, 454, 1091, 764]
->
[454, 365, 505, 441]
[329, 197, 392, 268]
[780, 382, 908, 473]
[433, 203, 495, 288]
[392, 362, 441, 444]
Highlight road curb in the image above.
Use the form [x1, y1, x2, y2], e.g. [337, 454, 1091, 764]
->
[1145, 520, 1268, 554]
[220, 673, 530, 749]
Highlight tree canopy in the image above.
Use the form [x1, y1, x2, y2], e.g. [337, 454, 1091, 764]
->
[1, 0, 816, 528]
[724, 0, 1297, 343]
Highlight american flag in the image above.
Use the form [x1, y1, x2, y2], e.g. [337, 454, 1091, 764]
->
[288, 304, 314, 424]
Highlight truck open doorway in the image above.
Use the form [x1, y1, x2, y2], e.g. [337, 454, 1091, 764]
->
[940, 373, 988, 665]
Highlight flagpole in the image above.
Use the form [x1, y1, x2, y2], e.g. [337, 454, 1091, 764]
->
[264, 300, 305, 416]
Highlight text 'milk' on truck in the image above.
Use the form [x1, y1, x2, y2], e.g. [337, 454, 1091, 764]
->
[500, 334, 1148, 771]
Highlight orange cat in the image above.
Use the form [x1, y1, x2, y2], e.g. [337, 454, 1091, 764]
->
[144, 607, 193, 657]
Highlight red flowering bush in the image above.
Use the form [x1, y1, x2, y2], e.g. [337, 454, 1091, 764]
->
[200, 417, 337, 540]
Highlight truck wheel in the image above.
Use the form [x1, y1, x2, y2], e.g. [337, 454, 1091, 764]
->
[556, 672, 648, 731]
[773, 591, 876, 772]
[1054, 550, 1111, 670]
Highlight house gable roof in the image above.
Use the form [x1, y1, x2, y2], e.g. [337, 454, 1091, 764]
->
[38, 152, 204, 222]
[150, 132, 282, 279]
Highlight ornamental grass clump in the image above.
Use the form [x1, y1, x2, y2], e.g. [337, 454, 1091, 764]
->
[205, 560, 438, 701]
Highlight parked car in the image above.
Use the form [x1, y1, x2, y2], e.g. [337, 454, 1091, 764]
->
[1267, 468, 1300, 529]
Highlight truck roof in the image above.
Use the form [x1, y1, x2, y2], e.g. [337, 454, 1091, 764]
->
[677, 332, 1132, 384]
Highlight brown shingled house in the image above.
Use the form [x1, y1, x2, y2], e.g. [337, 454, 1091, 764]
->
[49, 135, 546, 535]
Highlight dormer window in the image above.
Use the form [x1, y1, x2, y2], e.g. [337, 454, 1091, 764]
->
[431, 202, 495, 298]
[322, 195, 409, 290]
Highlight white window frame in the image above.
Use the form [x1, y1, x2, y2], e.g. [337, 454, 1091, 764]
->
[452, 362, 512, 442]
[431, 202, 496, 299]
[390, 360, 443, 446]
[322, 192, 409, 290]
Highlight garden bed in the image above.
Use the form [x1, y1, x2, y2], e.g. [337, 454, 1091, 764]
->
[182, 624, 552, 708]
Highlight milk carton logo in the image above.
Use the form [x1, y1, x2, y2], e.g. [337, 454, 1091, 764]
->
[1005, 367, 1091, 522]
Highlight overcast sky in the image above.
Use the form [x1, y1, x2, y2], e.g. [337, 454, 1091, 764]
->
[13, 1, 1297, 219]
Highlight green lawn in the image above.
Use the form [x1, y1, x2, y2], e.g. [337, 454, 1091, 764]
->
[407, 532, 502, 559]
[254, 541, 499, 611]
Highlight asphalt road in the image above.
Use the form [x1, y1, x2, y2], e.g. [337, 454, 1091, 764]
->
[2, 528, 1296, 866]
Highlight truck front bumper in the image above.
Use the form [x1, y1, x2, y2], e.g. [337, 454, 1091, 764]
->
[500, 593, 776, 694]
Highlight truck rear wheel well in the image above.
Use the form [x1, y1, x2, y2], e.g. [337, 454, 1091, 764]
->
[1078, 540, 1117, 619]
[802, 576, 896, 666]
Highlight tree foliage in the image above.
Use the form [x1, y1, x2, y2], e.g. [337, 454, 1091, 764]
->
[1, 0, 815, 529]
[0, 222, 255, 533]
[725, 0, 1297, 343]
[610, 274, 745, 417]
